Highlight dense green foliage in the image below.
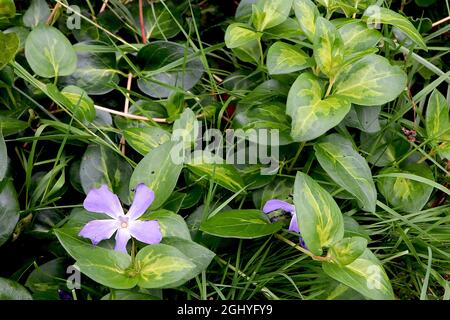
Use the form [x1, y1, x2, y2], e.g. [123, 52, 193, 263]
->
[0, 0, 449, 300]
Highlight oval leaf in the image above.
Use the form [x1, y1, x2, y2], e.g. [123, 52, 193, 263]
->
[313, 17, 344, 78]
[129, 141, 183, 209]
[0, 180, 19, 247]
[287, 72, 351, 142]
[323, 249, 395, 300]
[0, 277, 32, 300]
[200, 209, 283, 239]
[136, 244, 195, 289]
[333, 54, 407, 106]
[328, 236, 368, 266]
[314, 134, 377, 212]
[25, 26, 77, 78]
[363, 5, 426, 50]
[293, 172, 344, 256]
[293, 0, 319, 42]
[252, 0, 293, 31]
[267, 41, 312, 75]
[377, 163, 434, 213]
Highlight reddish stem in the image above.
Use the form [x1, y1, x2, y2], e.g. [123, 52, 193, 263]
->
[139, 0, 147, 44]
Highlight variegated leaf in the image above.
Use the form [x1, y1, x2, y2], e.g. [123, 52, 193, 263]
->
[328, 236, 368, 266]
[123, 127, 170, 156]
[333, 54, 407, 106]
[267, 41, 312, 75]
[286, 72, 351, 142]
[136, 244, 196, 289]
[314, 134, 377, 212]
[313, 17, 345, 78]
[61, 85, 96, 123]
[186, 151, 245, 193]
[426, 89, 449, 141]
[293, 172, 344, 256]
[252, 0, 293, 31]
[323, 249, 395, 300]
[225, 23, 259, 49]
[338, 21, 382, 55]
[293, 0, 319, 42]
[377, 163, 434, 213]
[363, 5, 427, 50]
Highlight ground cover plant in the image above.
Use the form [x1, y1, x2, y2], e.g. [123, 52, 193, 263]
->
[0, 0, 449, 300]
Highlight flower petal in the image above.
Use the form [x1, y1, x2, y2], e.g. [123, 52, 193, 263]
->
[126, 184, 155, 220]
[128, 220, 162, 245]
[289, 213, 300, 233]
[263, 199, 295, 214]
[114, 228, 131, 253]
[79, 219, 118, 246]
[83, 185, 124, 218]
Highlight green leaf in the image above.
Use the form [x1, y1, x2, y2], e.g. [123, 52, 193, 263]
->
[60, 43, 120, 95]
[328, 236, 368, 266]
[267, 41, 312, 75]
[0, 180, 19, 247]
[232, 102, 293, 145]
[313, 17, 345, 78]
[131, 2, 181, 40]
[333, 54, 407, 106]
[263, 18, 304, 40]
[362, 5, 426, 50]
[200, 209, 283, 239]
[0, 0, 16, 19]
[377, 163, 434, 213]
[172, 108, 200, 150]
[293, 0, 319, 42]
[161, 237, 215, 287]
[286, 72, 351, 141]
[224, 23, 261, 64]
[130, 141, 183, 209]
[186, 151, 246, 193]
[0, 116, 28, 137]
[0, 114, 28, 137]
[293, 172, 344, 255]
[0, 277, 32, 300]
[24, 26, 77, 78]
[54, 227, 137, 289]
[25, 258, 66, 296]
[360, 121, 409, 167]
[123, 127, 170, 156]
[225, 23, 259, 49]
[426, 89, 449, 141]
[137, 41, 204, 98]
[314, 134, 377, 212]
[135, 244, 195, 289]
[142, 209, 191, 240]
[0, 31, 19, 70]
[342, 105, 381, 133]
[0, 131, 6, 180]
[61, 85, 96, 123]
[23, 0, 50, 28]
[322, 249, 395, 300]
[80, 144, 132, 204]
[338, 21, 382, 55]
[240, 79, 289, 105]
[252, 0, 293, 31]
[102, 290, 159, 300]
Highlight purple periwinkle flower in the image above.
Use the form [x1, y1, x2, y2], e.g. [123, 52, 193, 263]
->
[79, 184, 162, 254]
[263, 199, 299, 233]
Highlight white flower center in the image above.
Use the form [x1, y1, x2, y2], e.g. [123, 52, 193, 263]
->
[118, 216, 129, 229]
